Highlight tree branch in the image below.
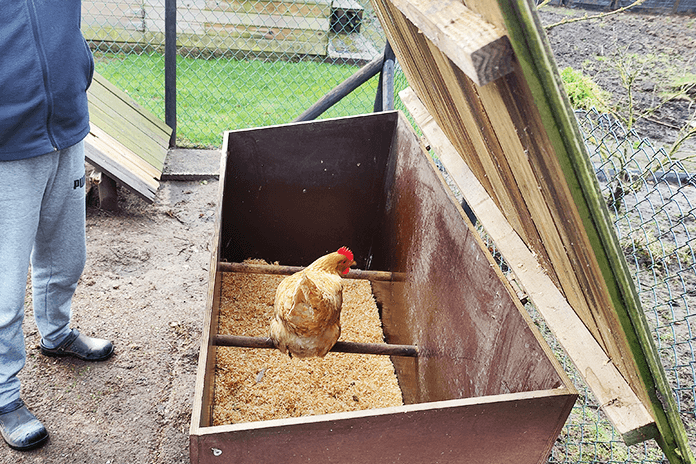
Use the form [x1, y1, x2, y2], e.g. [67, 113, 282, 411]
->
[543, 0, 647, 32]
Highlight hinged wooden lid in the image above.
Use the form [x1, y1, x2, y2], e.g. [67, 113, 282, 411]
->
[370, 0, 693, 462]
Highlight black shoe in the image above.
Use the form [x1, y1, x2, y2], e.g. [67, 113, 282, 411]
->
[0, 399, 48, 451]
[40, 329, 114, 361]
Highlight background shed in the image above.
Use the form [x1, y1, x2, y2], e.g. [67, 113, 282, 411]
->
[82, 0, 333, 56]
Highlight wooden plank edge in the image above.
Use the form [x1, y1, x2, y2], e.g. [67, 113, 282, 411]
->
[190, 147, 228, 442]
[85, 134, 159, 203]
[192, 386, 577, 436]
[89, 125, 163, 181]
[400, 86, 658, 444]
[389, 0, 513, 86]
[498, 1, 693, 461]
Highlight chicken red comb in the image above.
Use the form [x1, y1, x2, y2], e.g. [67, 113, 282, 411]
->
[337, 246, 353, 261]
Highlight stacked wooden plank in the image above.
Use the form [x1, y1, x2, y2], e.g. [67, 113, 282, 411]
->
[82, 0, 332, 56]
[369, 0, 693, 463]
[85, 72, 171, 202]
[81, 1, 146, 45]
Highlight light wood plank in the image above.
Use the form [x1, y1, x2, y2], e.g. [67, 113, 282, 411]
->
[86, 72, 171, 203]
[423, 38, 560, 285]
[85, 130, 160, 202]
[89, 74, 171, 146]
[88, 105, 168, 172]
[93, 73, 171, 134]
[389, 0, 513, 86]
[88, 125, 161, 181]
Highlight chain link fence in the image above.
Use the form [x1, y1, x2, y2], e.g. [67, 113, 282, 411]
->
[83, 0, 386, 147]
[403, 64, 696, 464]
[82, 2, 694, 462]
[551, 108, 695, 463]
[474, 109, 695, 463]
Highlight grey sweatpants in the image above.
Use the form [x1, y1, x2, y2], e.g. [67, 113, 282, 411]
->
[0, 141, 87, 407]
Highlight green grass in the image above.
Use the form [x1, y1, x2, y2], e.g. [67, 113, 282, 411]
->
[94, 52, 380, 148]
[559, 66, 609, 113]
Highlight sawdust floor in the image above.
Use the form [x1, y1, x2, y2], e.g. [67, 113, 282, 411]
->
[213, 269, 404, 425]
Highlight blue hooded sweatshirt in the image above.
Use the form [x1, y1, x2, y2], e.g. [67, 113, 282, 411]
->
[0, 0, 93, 161]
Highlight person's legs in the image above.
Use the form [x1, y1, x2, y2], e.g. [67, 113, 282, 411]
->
[30, 141, 113, 362]
[0, 150, 60, 450]
[0, 150, 57, 408]
[0, 142, 112, 450]
[31, 141, 87, 349]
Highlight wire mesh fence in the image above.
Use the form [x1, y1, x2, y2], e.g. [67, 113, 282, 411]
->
[553, 108, 696, 462]
[469, 109, 695, 463]
[81, 1, 695, 462]
[580, 107, 696, 436]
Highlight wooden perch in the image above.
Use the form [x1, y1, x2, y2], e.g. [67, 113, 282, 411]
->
[213, 335, 419, 357]
[218, 261, 404, 282]
[389, 0, 513, 86]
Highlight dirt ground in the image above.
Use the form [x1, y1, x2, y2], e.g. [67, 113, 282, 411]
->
[8, 179, 218, 464]
[538, 5, 696, 165]
[3, 5, 695, 464]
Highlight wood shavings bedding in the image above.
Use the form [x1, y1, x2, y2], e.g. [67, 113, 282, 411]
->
[212, 262, 403, 425]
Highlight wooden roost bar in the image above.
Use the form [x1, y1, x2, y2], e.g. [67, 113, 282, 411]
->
[190, 111, 577, 463]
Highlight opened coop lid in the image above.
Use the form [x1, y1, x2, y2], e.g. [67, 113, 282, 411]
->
[371, 0, 694, 463]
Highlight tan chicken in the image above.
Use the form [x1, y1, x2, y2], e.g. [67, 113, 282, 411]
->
[269, 247, 356, 358]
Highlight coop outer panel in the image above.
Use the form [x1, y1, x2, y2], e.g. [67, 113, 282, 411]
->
[190, 111, 577, 464]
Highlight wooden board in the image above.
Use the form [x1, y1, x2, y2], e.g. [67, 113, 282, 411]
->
[387, 0, 513, 86]
[86, 72, 171, 202]
[370, 0, 693, 462]
[192, 391, 575, 464]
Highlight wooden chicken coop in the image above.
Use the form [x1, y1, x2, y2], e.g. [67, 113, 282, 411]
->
[191, 110, 578, 463]
[191, 0, 694, 463]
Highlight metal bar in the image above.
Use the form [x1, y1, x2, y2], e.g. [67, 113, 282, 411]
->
[214, 335, 419, 357]
[293, 55, 384, 122]
[165, 0, 177, 147]
[217, 261, 402, 281]
[374, 41, 396, 112]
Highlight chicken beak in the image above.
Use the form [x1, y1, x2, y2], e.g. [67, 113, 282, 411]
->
[342, 260, 356, 275]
